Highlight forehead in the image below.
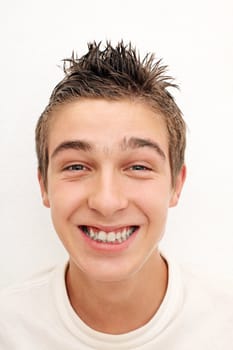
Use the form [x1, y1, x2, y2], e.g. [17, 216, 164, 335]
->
[48, 98, 169, 156]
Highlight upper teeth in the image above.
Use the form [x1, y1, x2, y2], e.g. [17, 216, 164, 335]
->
[85, 227, 135, 243]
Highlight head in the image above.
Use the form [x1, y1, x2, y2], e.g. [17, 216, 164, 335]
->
[36, 41, 186, 189]
[36, 42, 186, 282]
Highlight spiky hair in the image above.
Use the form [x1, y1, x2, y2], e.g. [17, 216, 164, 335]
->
[47, 41, 177, 106]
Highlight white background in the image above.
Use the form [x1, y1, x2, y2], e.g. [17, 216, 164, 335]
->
[0, 0, 232, 288]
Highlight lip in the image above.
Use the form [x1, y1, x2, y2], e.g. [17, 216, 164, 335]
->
[78, 225, 140, 253]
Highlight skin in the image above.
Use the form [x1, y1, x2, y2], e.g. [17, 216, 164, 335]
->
[39, 98, 186, 334]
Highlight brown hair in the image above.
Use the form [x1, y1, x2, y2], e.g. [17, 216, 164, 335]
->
[36, 41, 186, 186]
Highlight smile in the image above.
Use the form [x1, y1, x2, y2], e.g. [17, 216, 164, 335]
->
[80, 225, 138, 244]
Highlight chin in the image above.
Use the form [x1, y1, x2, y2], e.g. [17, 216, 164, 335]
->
[72, 258, 141, 283]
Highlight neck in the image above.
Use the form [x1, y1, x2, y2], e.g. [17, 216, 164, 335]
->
[66, 251, 168, 334]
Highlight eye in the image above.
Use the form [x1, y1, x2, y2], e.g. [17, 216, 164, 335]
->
[130, 164, 152, 171]
[125, 163, 154, 179]
[63, 164, 87, 172]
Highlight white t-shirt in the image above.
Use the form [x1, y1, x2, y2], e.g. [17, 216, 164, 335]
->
[0, 255, 232, 349]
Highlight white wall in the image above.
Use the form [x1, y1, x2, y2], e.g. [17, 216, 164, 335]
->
[0, 0, 232, 288]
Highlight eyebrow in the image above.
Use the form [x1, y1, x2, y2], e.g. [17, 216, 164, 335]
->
[51, 137, 166, 160]
[51, 140, 92, 159]
[120, 137, 166, 160]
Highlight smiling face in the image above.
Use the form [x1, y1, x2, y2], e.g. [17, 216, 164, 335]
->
[39, 98, 185, 282]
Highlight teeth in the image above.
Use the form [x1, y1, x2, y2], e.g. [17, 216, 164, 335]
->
[116, 232, 122, 242]
[98, 231, 107, 242]
[82, 226, 136, 244]
[121, 228, 127, 240]
[89, 228, 95, 238]
[107, 232, 116, 243]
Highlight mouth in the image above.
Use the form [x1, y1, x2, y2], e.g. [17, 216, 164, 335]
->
[79, 225, 139, 244]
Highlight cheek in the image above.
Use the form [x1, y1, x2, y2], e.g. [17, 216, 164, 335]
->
[134, 183, 172, 212]
[133, 184, 172, 234]
[49, 182, 86, 222]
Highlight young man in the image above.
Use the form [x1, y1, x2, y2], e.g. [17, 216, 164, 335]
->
[0, 42, 232, 349]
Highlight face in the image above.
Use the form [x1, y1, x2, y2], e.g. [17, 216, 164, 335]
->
[39, 99, 185, 282]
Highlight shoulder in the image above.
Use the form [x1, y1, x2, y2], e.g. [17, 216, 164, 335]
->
[0, 264, 66, 321]
[163, 251, 233, 302]
[1, 266, 56, 297]
[178, 263, 233, 326]
[0, 263, 69, 348]
[180, 263, 233, 298]
[162, 256, 233, 346]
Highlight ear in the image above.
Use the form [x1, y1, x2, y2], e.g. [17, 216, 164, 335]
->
[169, 165, 186, 208]
[38, 170, 50, 208]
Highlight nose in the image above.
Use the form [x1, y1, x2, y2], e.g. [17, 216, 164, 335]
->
[87, 170, 128, 217]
